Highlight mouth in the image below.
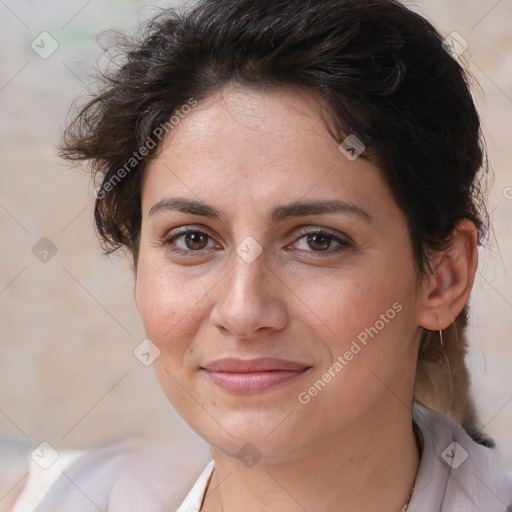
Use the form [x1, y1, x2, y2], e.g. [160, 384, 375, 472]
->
[201, 357, 312, 393]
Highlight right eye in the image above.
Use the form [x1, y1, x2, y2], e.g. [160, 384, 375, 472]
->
[163, 228, 218, 254]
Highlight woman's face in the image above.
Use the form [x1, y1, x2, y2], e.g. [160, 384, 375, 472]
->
[135, 85, 425, 461]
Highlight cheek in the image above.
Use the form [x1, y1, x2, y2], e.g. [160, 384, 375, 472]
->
[298, 264, 406, 345]
[134, 262, 206, 409]
[134, 253, 225, 364]
[135, 259, 194, 350]
[307, 259, 417, 387]
[296, 280, 415, 424]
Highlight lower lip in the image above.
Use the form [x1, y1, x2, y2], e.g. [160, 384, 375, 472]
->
[204, 368, 310, 393]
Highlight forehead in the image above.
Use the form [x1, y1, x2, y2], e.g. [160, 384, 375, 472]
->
[149, 85, 335, 172]
[141, 85, 394, 221]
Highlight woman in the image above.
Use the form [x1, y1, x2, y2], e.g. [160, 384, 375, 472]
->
[33, 0, 512, 510]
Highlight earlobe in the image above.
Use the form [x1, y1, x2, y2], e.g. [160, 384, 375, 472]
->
[417, 219, 478, 330]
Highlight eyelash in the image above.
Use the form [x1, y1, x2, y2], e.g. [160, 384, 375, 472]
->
[161, 227, 351, 258]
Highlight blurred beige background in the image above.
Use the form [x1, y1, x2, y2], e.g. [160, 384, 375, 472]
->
[0, 0, 511, 469]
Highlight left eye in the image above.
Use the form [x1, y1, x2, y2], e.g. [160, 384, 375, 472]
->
[292, 231, 347, 253]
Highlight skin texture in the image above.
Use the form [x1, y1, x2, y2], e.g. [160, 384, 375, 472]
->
[134, 85, 477, 512]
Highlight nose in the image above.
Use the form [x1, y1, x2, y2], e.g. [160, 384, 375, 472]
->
[209, 250, 288, 341]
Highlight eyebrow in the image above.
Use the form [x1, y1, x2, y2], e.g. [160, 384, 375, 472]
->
[148, 197, 372, 224]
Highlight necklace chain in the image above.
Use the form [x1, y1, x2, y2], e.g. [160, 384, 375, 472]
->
[399, 485, 414, 512]
[399, 422, 423, 512]
[207, 468, 415, 512]
[206, 422, 422, 512]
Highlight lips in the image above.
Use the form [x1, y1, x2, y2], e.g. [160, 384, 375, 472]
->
[201, 357, 311, 393]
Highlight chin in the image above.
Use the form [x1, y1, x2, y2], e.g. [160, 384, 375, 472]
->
[195, 408, 314, 462]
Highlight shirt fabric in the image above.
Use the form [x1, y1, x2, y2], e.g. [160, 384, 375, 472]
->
[11, 450, 84, 512]
[34, 401, 512, 512]
[175, 402, 512, 512]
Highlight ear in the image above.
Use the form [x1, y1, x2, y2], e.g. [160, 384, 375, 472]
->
[416, 219, 478, 330]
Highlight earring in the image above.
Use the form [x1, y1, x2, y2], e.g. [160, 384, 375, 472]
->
[439, 329, 444, 348]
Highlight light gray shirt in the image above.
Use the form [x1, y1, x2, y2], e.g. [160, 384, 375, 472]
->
[32, 402, 512, 512]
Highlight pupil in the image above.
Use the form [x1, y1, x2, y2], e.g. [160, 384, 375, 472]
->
[308, 233, 330, 251]
[187, 232, 207, 250]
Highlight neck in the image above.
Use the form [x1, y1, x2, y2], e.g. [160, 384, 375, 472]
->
[201, 400, 420, 512]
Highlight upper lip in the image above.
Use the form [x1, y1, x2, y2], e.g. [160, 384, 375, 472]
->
[202, 357, 310, 373]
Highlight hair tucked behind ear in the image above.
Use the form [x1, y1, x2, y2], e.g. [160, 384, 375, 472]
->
[60, 0, 493, 443]
[415, 305, 494, 447]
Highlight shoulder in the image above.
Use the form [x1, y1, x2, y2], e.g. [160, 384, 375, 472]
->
[34, 437, 211, 512]
[410, 401, 512, 512]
